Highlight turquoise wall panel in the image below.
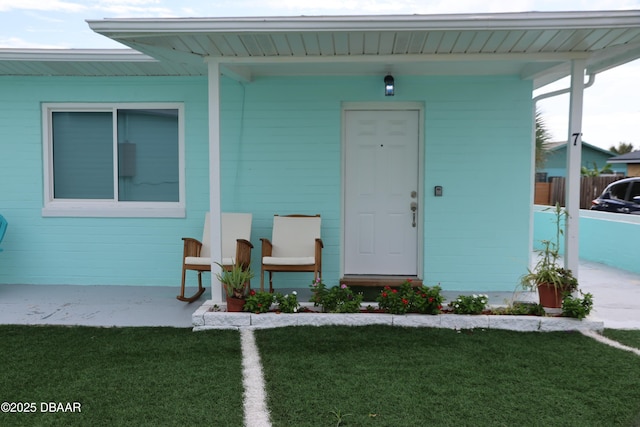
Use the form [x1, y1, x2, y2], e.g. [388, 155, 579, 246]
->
[0, 76, 210, 286]
[534, 207, 640, 274]
[218, 75, 533, 291]
[0, 74, 533, 293]
[421, 76, 533, 291]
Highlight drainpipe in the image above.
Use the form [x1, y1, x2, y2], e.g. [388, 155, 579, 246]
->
[533, 73, 595, 105]
[531, 70, 595, 277]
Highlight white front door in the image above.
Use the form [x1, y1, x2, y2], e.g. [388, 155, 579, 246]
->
[344, 109, 420, 275]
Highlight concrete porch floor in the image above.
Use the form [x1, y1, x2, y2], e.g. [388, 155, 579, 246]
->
[1, 257, 639, 329]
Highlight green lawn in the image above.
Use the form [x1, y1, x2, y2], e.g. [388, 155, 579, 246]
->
[2, 325, 640, 427]
[603, 329, 640, 350]
[256, 326, 640, 427]
[0, 326, 243, 427]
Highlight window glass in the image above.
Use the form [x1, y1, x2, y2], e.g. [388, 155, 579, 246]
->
[609, 182, 629, 200]
[629, 181, 640, 203]
[117, 109, 179, 202]
[52, 112, 113, 199]
[44, 104, 184, 217]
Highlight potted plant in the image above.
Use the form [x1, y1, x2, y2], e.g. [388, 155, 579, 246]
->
[520, 203, 579, 309]
[215, 263, 254, 312]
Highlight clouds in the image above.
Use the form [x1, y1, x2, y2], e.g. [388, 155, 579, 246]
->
[537, 59, 640, 147]
[0, 0, 173, 16]
[0, 0, 86, 13]
[0, 36, 62, 48]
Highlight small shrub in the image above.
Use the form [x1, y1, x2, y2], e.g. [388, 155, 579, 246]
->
[376, 281, 444, 315]
[309, 279, 363, 313]
[449, 294, 489, 315]
[562, 291, 593, 320]
[413, 284, 445, 314]
[376, 281, 414, 314]
[275, 291, 300, 313]
[491, 302, 545, 316]
[243, 290, 274, 313]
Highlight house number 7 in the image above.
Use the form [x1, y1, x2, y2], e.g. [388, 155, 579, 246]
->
[572, 132, 582, 146]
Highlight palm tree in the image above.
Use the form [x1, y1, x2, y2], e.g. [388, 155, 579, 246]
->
[609, 142, 634, 155]
[535, 110, 551, 170]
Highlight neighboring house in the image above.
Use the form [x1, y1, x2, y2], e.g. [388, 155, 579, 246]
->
[539, 141, 626, 179]
[608, 151, 640, 177]
[1, 11, 639, 300]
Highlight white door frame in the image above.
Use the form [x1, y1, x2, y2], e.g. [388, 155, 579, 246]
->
[341, 102, 424, 278]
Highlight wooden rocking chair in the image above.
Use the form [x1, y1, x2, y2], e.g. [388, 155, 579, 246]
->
[260, 214, 323, 292]
[178, 212, 253, 302]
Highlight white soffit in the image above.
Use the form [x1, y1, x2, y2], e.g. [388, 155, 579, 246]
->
[86, 11, 640, 87]
[2, 11, 640, 86]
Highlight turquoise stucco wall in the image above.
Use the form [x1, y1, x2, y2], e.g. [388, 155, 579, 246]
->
[534, 206, 640, 274]
[0, 76, 209, 286]
[0, 74, 533, 292]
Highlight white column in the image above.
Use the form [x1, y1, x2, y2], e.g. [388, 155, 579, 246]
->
[564, 59, 586, 277]
[208, 60, 224, 302]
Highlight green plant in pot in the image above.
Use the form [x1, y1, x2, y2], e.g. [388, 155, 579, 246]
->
[520, 203, 578, 309]
[215, 263, 254, 312]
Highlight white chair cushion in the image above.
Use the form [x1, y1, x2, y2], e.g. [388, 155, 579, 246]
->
[199, 212, 252, 259]
[221, 213, 252, 259]
[271, 216, 320, 258]
[263, 256, 315, 266]
[200, 213, 211, 258]
[185, 256, 211, 266]
[185, 256, 235, 266]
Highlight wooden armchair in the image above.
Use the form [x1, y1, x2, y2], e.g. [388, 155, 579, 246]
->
[260, 214, 323, 292]
[178, 212, 253, 303]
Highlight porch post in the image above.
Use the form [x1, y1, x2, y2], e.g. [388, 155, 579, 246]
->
[208, 59, 224, 302]
[564, 59, 586, 278]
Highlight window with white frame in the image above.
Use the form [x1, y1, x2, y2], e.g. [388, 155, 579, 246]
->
[43, 103, 185, 217]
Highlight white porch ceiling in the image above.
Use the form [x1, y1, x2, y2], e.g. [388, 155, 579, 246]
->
[1, 11, 639, 88]
[86, 11, 640, 87]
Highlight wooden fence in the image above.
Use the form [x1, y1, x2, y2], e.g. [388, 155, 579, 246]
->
[535, 176, 623, 209]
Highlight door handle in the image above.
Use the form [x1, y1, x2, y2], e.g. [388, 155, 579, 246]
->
[410, 202, 417, 227]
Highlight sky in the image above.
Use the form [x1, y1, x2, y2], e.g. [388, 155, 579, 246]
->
[1, 0, 639, 151]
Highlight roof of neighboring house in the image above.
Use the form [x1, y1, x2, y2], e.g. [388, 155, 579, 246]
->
[0, 49, 198, 76]
[608, 150, 640, 163]
[0, 10, 639, 88]
[545, 140, 615, 157]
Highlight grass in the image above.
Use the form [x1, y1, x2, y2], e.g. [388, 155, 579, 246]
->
[0, 326, 243, 427]
[603, 329, 640, 350]
[3, 325, 640, 426]
[256, 326, 640, 427]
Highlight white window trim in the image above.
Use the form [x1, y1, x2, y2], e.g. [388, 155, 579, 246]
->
[42, 102, 186, 218]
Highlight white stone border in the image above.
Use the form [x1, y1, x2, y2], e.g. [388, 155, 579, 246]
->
[581, 330, 640, 356]
[240, 329, 272, 427]
[192, 300, 604, 332]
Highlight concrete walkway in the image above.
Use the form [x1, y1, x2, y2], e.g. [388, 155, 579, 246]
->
[1, 257, 639, 329]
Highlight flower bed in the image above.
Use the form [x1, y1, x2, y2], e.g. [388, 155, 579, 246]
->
[192, 301, 604, 332]
[191, 281, 602, 332]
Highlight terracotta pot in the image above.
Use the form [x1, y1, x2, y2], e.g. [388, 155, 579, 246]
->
[537, 283, 564, 308]
[226, 296, 246, 312]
